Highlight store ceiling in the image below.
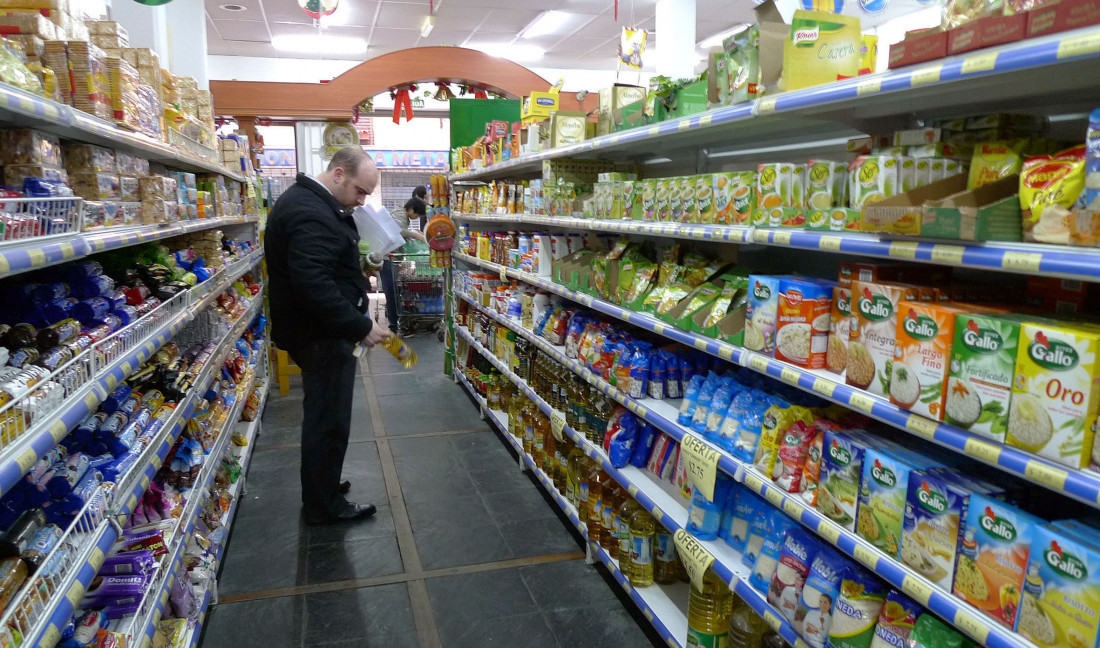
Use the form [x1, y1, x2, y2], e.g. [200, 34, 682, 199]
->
[204, 0, 756, 69]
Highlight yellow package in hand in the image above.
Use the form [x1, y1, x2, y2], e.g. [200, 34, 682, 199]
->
[783, 11, 861, 91]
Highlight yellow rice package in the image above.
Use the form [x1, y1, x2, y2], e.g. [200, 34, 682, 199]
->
[1020, 146, 1087, 245]
[754, 404, 814, 480]
[968, 140, 1027, 189]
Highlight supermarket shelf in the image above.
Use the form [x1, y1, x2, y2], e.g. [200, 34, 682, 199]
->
[33, 297, 265, 648]
[0, 215, 260, 280]
[214, 381, 268, 569]
[184, 588, 214, 648]
[0, 81, 246, 182]
[449, 26, 1100, 181]
[454, 251, 1100, 509]
[0, 250, 264, 505]
[453, 367, 691, 648]
[453, 214, 1100, 282]
[456, 293, 1038, 648]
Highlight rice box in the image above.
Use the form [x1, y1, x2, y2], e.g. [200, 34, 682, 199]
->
[827, 287, 851, 375]
[955, 494, 1044, 630]
[848, 281, 920, 397]
[858, 447, 928, 558]
[696, 174, 716, 223]
[1008, 323, 1100, 469]
[900, 469, 1000, 591]
[817, 428, 876, 532]
[776, 278, 833, 369]
[1019, 525, 1100, 648]
[746, 275, 782, 355]
[891, 301, 967, 420]
[946, 313, 1021, 442]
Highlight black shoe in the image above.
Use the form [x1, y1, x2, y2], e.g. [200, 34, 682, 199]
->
[339, 480, 351, 494]
[306, 503, 377, 526]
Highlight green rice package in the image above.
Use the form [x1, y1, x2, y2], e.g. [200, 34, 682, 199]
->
[905, 612, 974, 648]
[826, 564, 887, 648]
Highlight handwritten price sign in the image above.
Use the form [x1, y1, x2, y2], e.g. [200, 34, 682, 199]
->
[681, 434, 722, 501]
[674, 529, 716, 591]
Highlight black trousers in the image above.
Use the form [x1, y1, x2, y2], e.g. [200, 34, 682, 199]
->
[287, 338, 356, 521]
[381, 259, 398, 333]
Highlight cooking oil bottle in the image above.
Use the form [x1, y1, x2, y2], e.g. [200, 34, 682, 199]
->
[532, 411, 547, 466]
[618, 498, 641, 579]
[542, 416, 556, 475]
[522, 400, 537, 456]
[601, 486, 621, 553]
[577, 458, 593, 523]
[571, 377, 587, 433]
[728, 593, 770, 648]
[688, 570, 734, 648]
[508, 392, 525, 439]
[629, 508, 655, 587]
[655, 524, 682, 585]
[381, 335, 418, 368]
[486, 371, 501, 410]
[587, 465, 607, 546]
[553, 435, 569, 494]
[566, 445, 585, 506]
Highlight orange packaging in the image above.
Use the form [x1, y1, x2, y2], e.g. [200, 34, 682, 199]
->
[848, 281, 921, 397]
[775, 278, 833, 369]
[837, 261, 904, 289]
[890, 301, 968, 420]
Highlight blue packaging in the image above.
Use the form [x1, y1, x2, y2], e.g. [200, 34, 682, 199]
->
[111, 305, 138, 326]
[719, 483, 740, 541]
[74, 412, 106, 444]
[42, 297, 78, 324]
[76, 274, 115, 299]
[727, 487, 758, 552]
[106, 290, 127, 311]
[687, 476, 732, 540]
[748, 511, 798, 592]
[678, 374, 707, 425]
[662, 350, 682, 399]
[647, 352, 666, 399]
[630, 423, 658, 468]
[66, 261, 102, 282]
[101, 384, 132, 414]
[703, 376, 739, 437]
[71, 297, 110, 324]
[46, 452, 90, 498]
[795, 546, 848, 648]
[62, 470, 102, 514]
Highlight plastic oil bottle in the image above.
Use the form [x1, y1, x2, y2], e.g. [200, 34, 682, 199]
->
[522, 400, 537, 456]
[629, 508, 655, 587]
[688, 570, 734, 648]
[728, 593, 771, 648]
[600, 486, 621, 553]
[508, 391, 525, 440]
[566, 445, 585, 507]
[587, 466, 607, 546]
[554, 435, 570, 494]
[655, 524, 682, 585]
[532, 411, 547, 467]
[617, 497, 641, 579]
[541, 415, 556, 476]
[381, 335, 418, 368]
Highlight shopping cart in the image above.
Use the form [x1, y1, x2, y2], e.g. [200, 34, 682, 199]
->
[390, 251, 445, 337]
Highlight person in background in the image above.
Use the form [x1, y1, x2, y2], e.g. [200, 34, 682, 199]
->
[381, 198, 427, 333]
[265, 147, 389, 526]
[412, 184, 428, 202]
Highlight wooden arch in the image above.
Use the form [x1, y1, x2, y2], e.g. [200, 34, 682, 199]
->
[211, 46, 579, 119]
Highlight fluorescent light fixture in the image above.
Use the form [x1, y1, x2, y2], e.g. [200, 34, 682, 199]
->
[520, 10, 569, 39]
[272, 34, 368, 55]
[421, 15, 435, 38]
[471, 43, 544, 62]
[698, 23, 750, 49]
[707, 137, 852, 159]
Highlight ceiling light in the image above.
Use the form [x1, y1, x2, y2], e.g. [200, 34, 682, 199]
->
[471, 43, 544, 62]
[272, 34, 368, 55]
[519, 10, 569, 39]
[218, 3, 247, 11]
[698, 23, 750, 49]
[319, 4, 354, 26]
[421, 15, 435, 38]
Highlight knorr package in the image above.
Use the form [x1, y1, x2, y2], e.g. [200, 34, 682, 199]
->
[696, 174, 716, 223]
[900, 469, 1001, 591]
[1021, 146, 1087, 245]
[849, 156, 897, 209]
[890, 301, 967, 420]
[968, 141, 1027, 190]
[858, 447, 930, 558]
[955, 493, 1044, 630]
[817, 428, 876, 532]
[945, 313, 1021, 442]
[746, 275, 782, 354]
[848, 281, 920, 397]
[807, 160, 847, 211]
[826, 563, 887, 648]
[1018, 525, 1100, 648]
[723, 24, 761, 106]
[1008, 322, 1100, 469]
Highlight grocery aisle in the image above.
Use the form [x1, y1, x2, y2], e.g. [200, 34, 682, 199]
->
[200, 334, 664, 647]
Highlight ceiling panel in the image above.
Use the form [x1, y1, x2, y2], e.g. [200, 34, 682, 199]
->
[377, 1, 429, 30]
[268, 21, 320, 37]
[205, 0, 265, 18]
[466, 8, 540, 34]
[208, 39, 278, 57]
[369, 26, 421, 48]
[418, 29, 470, 46]
[428, 3, 486, 31]
[214, 18, 270, 42]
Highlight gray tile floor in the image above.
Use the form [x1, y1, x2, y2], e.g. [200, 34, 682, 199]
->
[201, 334, 664, 648]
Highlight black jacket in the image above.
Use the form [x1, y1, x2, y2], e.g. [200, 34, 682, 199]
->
[266, 173, 372, 350]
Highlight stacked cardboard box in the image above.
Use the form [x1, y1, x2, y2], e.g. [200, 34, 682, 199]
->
[106, 55, 141, 131]
[66, 41, 113, 120]
[86, 20, 127, 54]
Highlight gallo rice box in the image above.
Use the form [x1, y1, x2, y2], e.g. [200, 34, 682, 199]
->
[848, 281, 920, 397]
[746, 275, 782, 355]
[1018, 525, 1100, 648]
[891, 301, 967, 420]
[858, 447, 932, 558]
[945, 313, 1021, 442]
[817, 428, 880, 533]
[955, 494, 1044, 630]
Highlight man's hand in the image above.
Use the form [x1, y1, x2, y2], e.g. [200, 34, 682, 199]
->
[362, 322, 392, 347]
[411, 231, 427, 243]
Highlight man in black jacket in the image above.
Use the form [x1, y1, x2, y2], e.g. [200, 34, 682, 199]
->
[266, 147, 389, 525]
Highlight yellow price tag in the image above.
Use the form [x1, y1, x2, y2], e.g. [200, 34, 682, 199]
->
[911, 65, 942, 85]
[648, 125, 661, 137]
[628, 484, 639, 497]
[902, 574, 934, 605]
[763, 609, 783, 630]
[50, 420, 67, 442]
[1058, 31, 1100, 59]
[694, 338, 709, 351]
[16, 448, 37, 474]
[0, 254, 8, 274]
[644, 609, 654, 623]
[105, 374, 118, 390]
[744, 473, 764, 493]
[550, 410, 566, 442]
[964, 437, 1002, 463]
[718, 346, 734, 361]
[89, 547, 105, 570]
[753, 229, 771, 244]
[28, 248, 46, 266]
[674, 529, 717, 592]
[653, 322, 666, 335]
[953, 609, 991, 644]
[813, 378, 835, 398]
[930, 245, 965, 265]
[817, 521, 841, 544]
[900, 414, 936, 440]
[758, 96, 778, 114]
[750, 356, 769, 372]
[66, 583, 84, 607]
[699, 114, 714, 127]
[1002, 251, 1042, 272]
[850, 392, 876, 413]
[1026, 459, 1068, 492]
[500, 267, 508, 282]
[889, 241, 919, 258]
[961, 52, 998, 74]
[780, 367, 800, 385]
[84, 392, 99, 410]
[782, 498, 803, 518]
[652, 507, 664, 523]
[857, 77, 882, 96]
[819, 236, 843, 251]
[60, 242, 75, 258]
[853, 544, 879, 568]
[678, 119, 691, 132]
[681, 434, 722, 500]
[42, 626, 61, 647]
[773, 231, 792, 245]
[765, 488, 784, 507]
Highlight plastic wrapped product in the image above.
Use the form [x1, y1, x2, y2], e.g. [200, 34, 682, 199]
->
[77, 274, 116, 300]
[101, 384, 132, 414]
[4, 164, 67, 187]
[768, 527, 822, 623]
[647, 352, 666, 400]
[870, 591, 921, 648]
[630, 423, 658, 468]
[692, 373, 728, 434]
[705, 376, 740, 438]
[36, 318, 80, 349]
[827, 564, 887, 648]
[677, 374, 707, 426]
[795, 546, 848, 648]
[0, 508, 46, 558]
[99, 549, 155, 576]
[70, 297, 111, 325]
[0, 557, 28, 615]
[726, 487, 758, 552]
[749, 511, 798, 591]
[42, 297, 78, 324]
[62, 144, 115, 173]
[687, 476, 732, 540]
[0, 129, 62, 167]
[19, 523, 61, 573]
[663, 350, 682, 399]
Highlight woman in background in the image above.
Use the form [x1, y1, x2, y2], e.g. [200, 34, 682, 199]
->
[380, 197, 427, 333]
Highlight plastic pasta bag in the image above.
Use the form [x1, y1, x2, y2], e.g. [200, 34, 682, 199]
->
[768, 527, 821, 623]
[687, 476, 732, 541]
[706, 376, 742, 438]
[795, 546, 847, 648]
[678, 374, 707, 425]
[691, 373, 726, 433]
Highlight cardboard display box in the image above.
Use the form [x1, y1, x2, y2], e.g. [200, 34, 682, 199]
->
[922, 174, 1022, 241]
[889, 29, 948, 68]
[860, 173, 967, 235]
[521, 91, 559, 123]
[1028, 0, 1100, 36]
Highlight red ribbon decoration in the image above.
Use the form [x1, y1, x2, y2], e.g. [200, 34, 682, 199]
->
[473, 90, 488, 99]
[614, 0, 618, 20]
[393, 88, 414, 124]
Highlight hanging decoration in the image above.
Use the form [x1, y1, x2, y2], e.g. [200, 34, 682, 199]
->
[298, 0, 339, 19]
[390, 84, 418, 124]
[433, 82, 456, 102]
[617, 26, 647, 72]
[473, 89, 488, 99]
[131, 0, 173, 6]
[352, 97, 373, 122]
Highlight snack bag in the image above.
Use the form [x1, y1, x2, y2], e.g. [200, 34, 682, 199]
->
[1020, 146, 1087, 244]
[968, 141, 1027, 189]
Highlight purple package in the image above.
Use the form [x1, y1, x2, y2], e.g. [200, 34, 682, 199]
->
[100, 550, 154, 575]
[169, 569, 197, 620]
[83, 574, 147, 600]
[100, 601, 141, 619]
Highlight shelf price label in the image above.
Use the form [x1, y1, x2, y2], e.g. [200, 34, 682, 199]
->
[930, 245, 965, 265]
[681, 434, 722, 501]
[816, 521, 841, 544]
[782, 498, 803, 518]
[849, 392, 876, 413]
[758, 96, 778, 114]
[1058, 31, 1100, 59]
[961, 52, 998, 74]
[1002, 251, 1042, 272]
[60, 242, 75, 258]
[1025, 459, 1068, 491]
[964, 437, 1002, 463]
[812, 378, 836, 398]
[911, 65, 942, 85]
[744, 472, 765, 493]
[857, 78, 882, 96]
[749, 356, 770, 373]
[902, 574, 934, 606]
[773, 231, 792, 245]
[499, 267, 508, 282]
[28, 248, 46, 267]
[905, 414, 938, 439]
[953, 609, 991, 645]
[674, 529, 716, 592]
[888, 241, 919, 259]
[853, 544, 879, 568]
[818, 236, 843, 251]
[15, 448, 37, 474]
[780, 367, 801, 385]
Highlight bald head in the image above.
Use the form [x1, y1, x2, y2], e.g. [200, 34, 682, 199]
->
[318, 146, 379, 208]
